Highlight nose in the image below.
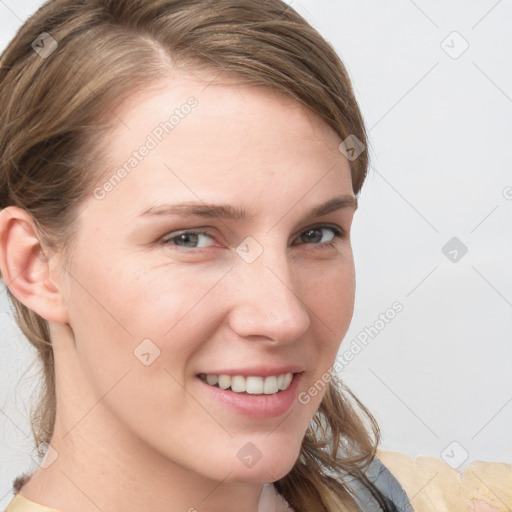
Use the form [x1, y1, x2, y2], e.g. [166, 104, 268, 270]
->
[227, 250, 311, 345]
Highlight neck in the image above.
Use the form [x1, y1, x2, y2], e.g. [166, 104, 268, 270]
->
[21, 414, 265, 512]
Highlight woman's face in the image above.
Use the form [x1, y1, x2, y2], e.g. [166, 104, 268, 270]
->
[54, 72, 357, 484]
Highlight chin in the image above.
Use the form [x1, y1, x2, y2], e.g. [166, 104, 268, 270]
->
[221, 445, 301, 484]
[227, 459, 297, 484]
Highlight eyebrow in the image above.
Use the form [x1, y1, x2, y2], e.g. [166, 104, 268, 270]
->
[139, 194, 358, 221]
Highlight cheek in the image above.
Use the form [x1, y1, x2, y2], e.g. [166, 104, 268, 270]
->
[301, 255, 355, 339]
[61, 261, 224, 452]
[298, 257, 355, 393]
[63, 260, 235, 430]
[69, 251, 222, 338]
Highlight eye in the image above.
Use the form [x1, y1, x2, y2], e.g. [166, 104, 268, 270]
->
[161, 230, 215, 250]
[160, 224, 345, 253]
[293, 224, 344, 248]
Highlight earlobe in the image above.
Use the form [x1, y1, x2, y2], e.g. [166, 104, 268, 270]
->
[0, 206, 69, 324]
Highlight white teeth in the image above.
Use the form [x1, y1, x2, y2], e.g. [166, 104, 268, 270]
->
[263, 376, 278, 394]
[202, 373, 294, 395]
[218, 375, 231, 389]
[245, 376, 263, 394]
[206, 374, 218, 386]
[231, 375, 246, 393]
[279, 372, 293, 390]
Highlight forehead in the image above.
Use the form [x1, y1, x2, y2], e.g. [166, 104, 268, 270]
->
[107, 71, 343, 157]
[88, 72, 352, 222]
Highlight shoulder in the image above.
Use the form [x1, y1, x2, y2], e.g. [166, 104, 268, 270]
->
[375, 449, 512, 512]
[4, 493, 61, 512]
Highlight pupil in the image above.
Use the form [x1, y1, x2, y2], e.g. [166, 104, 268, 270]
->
[180, 233, 198, 247]
[304, 228, 321, 243]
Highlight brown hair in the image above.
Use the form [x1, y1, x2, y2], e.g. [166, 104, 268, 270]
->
[0, 1, 394, 510]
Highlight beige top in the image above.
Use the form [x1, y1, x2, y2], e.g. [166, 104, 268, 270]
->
[376, 449, 512, 512]
[4, 483, 295, 512]
[5, 494, 59, 512]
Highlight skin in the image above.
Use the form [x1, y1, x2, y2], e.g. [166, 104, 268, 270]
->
[0, 71, 358, 512]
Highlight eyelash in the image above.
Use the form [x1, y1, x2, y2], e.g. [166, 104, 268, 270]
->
[160, 224, 346, 253]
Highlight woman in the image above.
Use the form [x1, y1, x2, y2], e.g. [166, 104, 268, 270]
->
[0, 1, 415, 511]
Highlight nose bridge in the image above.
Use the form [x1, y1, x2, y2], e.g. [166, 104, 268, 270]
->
[228, 243, 311, 342]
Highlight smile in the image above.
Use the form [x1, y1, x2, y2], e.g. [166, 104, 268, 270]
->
[198, 373, 294, 395]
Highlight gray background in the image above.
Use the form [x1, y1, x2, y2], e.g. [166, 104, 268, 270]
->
[1, 0, 511, 505]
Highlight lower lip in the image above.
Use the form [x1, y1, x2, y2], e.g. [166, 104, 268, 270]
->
[197, 373, 302, 420]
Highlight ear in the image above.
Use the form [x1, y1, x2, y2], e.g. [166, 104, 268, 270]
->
[0, 206, 69, 324]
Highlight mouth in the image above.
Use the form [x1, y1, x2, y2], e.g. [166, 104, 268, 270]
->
[196, 370, 303, 419]
[198, 372, 295, 395]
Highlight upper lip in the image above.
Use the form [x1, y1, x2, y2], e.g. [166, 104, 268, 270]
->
[197, 365, 304, 377]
